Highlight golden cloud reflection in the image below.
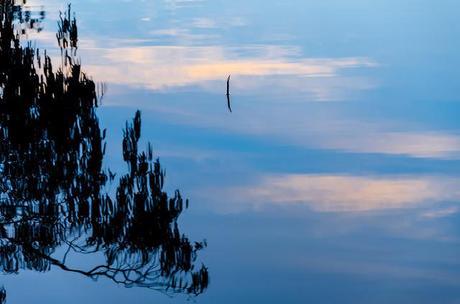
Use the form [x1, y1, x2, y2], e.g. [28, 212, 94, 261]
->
[238, 174, 460, 212]
[77, 45, 376, 100]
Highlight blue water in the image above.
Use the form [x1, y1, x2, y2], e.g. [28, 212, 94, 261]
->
[5, 0, 460, 302]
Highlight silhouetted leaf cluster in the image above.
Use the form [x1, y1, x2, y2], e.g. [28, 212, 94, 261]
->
[0, 1, 208, 302]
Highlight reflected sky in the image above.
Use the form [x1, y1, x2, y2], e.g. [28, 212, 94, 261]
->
[5, 0, 460, 303]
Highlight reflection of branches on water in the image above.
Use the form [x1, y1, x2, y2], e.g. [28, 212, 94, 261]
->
[0, 0, 208, 301]
[0, 0, 44, 39]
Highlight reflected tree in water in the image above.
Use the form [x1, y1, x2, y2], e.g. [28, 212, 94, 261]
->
[0, 1, 208, 302]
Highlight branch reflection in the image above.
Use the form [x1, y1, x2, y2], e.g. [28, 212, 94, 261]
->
[0, 1, 208, 302]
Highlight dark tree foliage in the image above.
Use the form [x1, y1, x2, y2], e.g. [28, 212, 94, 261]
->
[0, 1, 208, 302]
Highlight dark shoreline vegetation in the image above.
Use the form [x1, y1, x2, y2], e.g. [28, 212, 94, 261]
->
[0, 1, 208, 302]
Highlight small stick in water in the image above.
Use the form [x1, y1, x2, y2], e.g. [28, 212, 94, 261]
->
[226, 75, 232, 113]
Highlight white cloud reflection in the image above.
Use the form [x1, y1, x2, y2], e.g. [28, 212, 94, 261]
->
[231, 174, 460, 213]
[164, 0, 204, 10]
[421, 206, 459, 219]
[318, 130, 460, 159]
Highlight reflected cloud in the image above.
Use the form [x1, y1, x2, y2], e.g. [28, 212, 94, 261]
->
[421, 206, 459, 219]
[191, 17, 247, 29]
[80, 45, 376, 100]
[164, 0, 204, 10]
[232, 174, 460, 212]
[191, 18, 216, 28]
[318, 130, 460, 159]
[22, 26, 378, 101]
[148, 28, 219, 42]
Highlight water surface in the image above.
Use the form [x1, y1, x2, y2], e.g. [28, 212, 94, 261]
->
[2, 0, 460, 303]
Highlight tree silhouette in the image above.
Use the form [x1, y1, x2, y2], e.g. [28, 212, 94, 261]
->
[0, 1, 208, 302]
